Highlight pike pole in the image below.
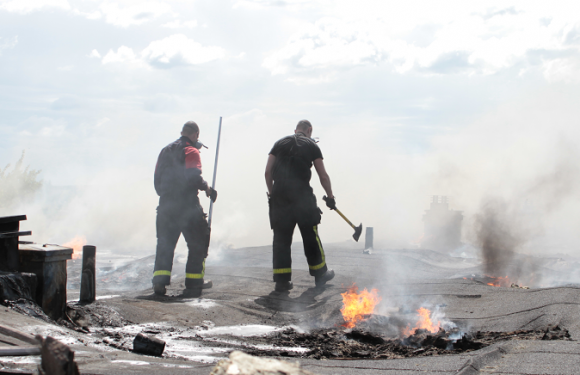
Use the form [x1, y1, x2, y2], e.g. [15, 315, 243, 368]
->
[207, 116, 222, 246]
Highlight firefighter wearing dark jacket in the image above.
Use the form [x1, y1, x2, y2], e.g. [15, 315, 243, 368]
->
[265, 120, 336, 292]
[153, 121, 217, 298]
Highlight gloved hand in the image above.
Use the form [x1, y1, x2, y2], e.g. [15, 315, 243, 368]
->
[323, 195, 336, 210]
[206, 187, 217, 202]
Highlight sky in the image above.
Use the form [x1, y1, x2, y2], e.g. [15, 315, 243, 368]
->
[1, 0, 580, 257]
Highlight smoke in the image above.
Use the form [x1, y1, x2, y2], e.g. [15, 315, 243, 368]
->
[0, 151, 42, 210]
[467, 137, 580, 281]
[2, 81, 580, 293]
[473, 197, 525, 276]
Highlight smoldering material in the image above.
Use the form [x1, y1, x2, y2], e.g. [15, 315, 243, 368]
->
[473, 197, 522, 276]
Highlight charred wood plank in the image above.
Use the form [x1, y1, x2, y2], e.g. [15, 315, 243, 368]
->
[79, 246, 96, 304]
[0, 215, 26, 226]
[39, 336, 79, 375]
[0, 324, 40, 346]
[0, 231, 32, 239]
[133, 333, 165, 356]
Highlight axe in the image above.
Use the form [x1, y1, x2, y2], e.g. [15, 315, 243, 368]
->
[323, 196, 363, 242]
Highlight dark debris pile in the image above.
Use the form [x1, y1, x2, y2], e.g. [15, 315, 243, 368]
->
[244, 325, 571, 360]
[63, 301, 133, 332]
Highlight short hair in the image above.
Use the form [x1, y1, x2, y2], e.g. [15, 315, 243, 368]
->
[182, 121, 199, 135]
[296, 119, 312, 132]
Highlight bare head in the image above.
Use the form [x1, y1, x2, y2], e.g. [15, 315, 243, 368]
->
[295, 119, 313, 138]
[181, 121, 199, 143]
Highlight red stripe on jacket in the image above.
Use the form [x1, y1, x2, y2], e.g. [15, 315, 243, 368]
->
[184, 146, 202, 170]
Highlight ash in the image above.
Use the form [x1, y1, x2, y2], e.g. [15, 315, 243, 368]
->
[243, 325, 571, 360]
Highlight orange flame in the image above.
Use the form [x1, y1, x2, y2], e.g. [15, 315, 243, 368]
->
[340, 284, 382, 328]
[402, 307, 441, 337]
[63, 235, 86, 260]
[486, 275, 510, 287]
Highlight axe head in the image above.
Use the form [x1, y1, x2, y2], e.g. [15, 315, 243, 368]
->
[353, 224, 363, 242]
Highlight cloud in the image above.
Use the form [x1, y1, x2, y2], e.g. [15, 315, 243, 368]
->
[233, 0, 325, 10]
[263, 4, 580, 83]
[95, 117, 109, 128]
[100, 35, 226, 69]
[421, 51, 474, 74]
[98, 1, 173, 28]
[0, 0, 70, 14]
[480, 6, 521, 20]
[141, 34, 226, 67]
[143, 93, 179, 112]
[0, 36, 17, 55]
[162, 19, 198, 29]
[89, 49, 101, 59]
[18, 116, 67, 138]
[263, 17, 383, 83]
[50, 95, 81, 110]
[543, 57, 580, 83]
[102, 45, 146, 67]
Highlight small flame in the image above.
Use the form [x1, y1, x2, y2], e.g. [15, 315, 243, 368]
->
[63, 235, 86, 260]
[402, 307, 441, 337]
[486, 275, 510, 287]
[340, 284, 382, 328]
[410, 233, 424, 248]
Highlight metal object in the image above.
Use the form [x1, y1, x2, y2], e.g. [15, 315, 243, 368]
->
[334, 209, 363, 242]
[422, 195, 463, 251]
[364, 227, 373, 254]
[322, 198, 363, 242]
[18, 244, 73, 321]
[133, 333, 166, 356]
[79, 245, 96, 304]
[0, 215, 29, 272]
[207, 116, 222, 229]
[0, 347, 41, 356]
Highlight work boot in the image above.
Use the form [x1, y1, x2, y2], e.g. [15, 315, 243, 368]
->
[315, 269, 335, 287]
[201, 279, 213, 289]
[153, 284, 166, 296]
[275, 281, 293, 292]
[183, 280, 213, 298]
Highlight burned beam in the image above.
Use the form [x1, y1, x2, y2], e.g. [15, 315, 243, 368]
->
[0, 215, 27, 272]
[0, 324, 40, 346]
[18, 245, 73, 321]
[39, 336, 80, 375]
[79, 245, 96, 304]
[0, 231, 32, 239]
[133, 333, 165, 356]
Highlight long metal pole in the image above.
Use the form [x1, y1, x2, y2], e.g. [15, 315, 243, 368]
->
[208, 116, 222, 228]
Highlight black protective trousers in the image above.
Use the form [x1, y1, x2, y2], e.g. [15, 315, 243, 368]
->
[152, 195, 209, 289]
[270, 195, 328, 283]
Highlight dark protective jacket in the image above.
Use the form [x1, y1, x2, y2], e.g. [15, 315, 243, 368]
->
[154, 136, 208, 198]
[269, 132, 323, 199]
[268, 132, 323, 227]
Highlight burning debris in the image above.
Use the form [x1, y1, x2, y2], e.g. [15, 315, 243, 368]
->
[462, 274, 530, 288]
[402, 307, 441, 337]
[340, 285, 381, 328]
[63, 235, 87, 260]
[243, 325, 571, 360]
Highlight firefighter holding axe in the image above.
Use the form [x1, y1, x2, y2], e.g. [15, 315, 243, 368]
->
[265, 120, 337, 292]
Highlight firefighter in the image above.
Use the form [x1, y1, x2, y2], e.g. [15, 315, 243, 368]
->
[152, 121, 217, 298]
[265, 120, 336, 292]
